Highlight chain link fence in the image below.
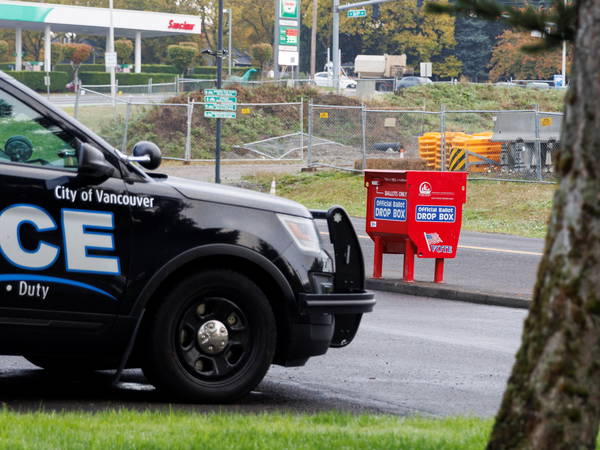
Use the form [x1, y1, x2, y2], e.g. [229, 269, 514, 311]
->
[307, 104, 562, 182]
[364, 109, 440, 162]
[61, 87, 562, 183]
[308, 104, 364, 169]
[64, 88, 304, 162]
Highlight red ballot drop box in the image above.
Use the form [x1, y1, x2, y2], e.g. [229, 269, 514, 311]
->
[364, 170, 467, 283]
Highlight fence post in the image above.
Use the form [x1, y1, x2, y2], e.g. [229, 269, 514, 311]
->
[534, 104, 542, 181]
[440, 104, 446, 171]
[176, 75, 180, 94]
[300, 98, 304, 161]
[121, 100, 132, 153]
[74, 81, 81, 120]
[307, 101, 313, 167]
[148, 78, 153, 95]
[361, 104, 367, 170]
[184, 99, 194, 163]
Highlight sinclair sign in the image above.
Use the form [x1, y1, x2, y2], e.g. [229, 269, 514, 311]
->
[168, 19, 195, 30]
[280, 0, 299, 19]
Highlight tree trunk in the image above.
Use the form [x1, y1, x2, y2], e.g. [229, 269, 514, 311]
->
[487, 0, 600, 448]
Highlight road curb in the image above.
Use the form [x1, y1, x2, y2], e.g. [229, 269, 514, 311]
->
[366, 278, 531, 310]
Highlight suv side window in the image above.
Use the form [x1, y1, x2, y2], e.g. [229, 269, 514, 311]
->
[0, 89, 78, 171]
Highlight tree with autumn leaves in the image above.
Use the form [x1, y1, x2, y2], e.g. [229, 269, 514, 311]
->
[489, 30, 572, 81]
[63, 43, 93, 84]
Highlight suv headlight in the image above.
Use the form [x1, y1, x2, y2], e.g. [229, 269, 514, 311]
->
[278, 214, 321, 254]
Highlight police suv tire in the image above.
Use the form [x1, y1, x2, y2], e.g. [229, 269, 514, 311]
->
[142, 270, 276, 403]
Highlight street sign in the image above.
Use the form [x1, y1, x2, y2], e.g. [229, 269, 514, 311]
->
[347, 9, 367, 18]
[205, 103, 237, 111]
[279, 51, 299, 66]
[204, 95, 238, 104]
[203, 88, 238, 119]
[279, 26, 299, 46]
[204, 111, 237, 119]
[105, 51, 117, 69]
[420, 62, 432, 78]
[204, 89, 237, 97]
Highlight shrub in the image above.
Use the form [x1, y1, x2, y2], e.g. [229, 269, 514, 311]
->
[167, 45, 197, 75]
[51, 43, 65, 67]
[250, 43, 272, 72]
[0, 41, 9, 62]
[115, 39, 133, 64]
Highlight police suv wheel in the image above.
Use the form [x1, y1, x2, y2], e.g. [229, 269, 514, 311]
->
[142, 270, 276, 402]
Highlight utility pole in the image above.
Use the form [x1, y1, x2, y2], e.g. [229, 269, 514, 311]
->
[332, 0, 340, 90]
[561, 0, 567, 84]
[311, 0, 318, 77]
[109, 0, 116, 102]
[225, 8, 233, 76]
[273, 0, 280, 79]
[215, 0, 224, 183]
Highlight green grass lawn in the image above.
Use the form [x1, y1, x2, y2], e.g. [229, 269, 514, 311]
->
[246, 171, 556, 239]
[0, 410, 492, 449]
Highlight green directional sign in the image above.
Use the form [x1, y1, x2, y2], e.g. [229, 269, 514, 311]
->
[204, 110, 237, 119]
[203, 88, 237, 118]
[204, 89, 237, 97]
[205, 103, 237, 111]
[204, 95, 237, 104]
[347, 8, 367, 18]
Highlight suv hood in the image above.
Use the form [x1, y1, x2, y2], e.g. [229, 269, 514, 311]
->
[166, 176, 312, 218]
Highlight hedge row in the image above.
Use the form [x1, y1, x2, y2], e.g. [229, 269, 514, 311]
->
[8, 71, 69, 93]
[53, 63, 256, 76]
[78, 72, 176, 85]
[185, 74, 216, 80]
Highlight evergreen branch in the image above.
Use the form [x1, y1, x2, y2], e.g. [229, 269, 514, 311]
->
[426, 0, 575, 50]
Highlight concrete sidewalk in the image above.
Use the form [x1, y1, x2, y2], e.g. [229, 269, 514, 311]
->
[366, 278, 532, 310]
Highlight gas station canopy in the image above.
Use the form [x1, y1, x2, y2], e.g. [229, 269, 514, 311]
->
[0, 0, 202, 38]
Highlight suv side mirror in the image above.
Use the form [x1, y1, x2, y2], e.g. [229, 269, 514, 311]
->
[78, 143, 115, 185]
[132, 141, 162, 170]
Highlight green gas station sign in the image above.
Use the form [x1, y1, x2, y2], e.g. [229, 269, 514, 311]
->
[280, 0, 299, 19]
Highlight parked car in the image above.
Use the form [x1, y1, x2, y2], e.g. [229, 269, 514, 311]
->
[0, 70, 375, 402]
[395, 76, 432, 90]
[313, 72, 357, 89]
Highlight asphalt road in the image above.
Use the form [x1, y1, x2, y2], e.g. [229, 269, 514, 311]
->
[317, 217, 544, 299]
[0, 291, 526, 417]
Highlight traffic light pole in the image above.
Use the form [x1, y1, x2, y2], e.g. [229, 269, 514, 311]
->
[332, 0, 397, 90]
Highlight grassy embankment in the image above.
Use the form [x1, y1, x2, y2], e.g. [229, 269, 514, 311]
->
[0, 410, 492, 449]
[246, 171, 556, 239]
[382, 83, 566, 112]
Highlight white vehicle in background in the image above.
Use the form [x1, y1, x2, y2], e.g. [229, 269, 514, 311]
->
[313, 72, 357, 89]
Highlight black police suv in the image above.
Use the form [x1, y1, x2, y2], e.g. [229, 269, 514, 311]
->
[0, 71, 375, 402]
